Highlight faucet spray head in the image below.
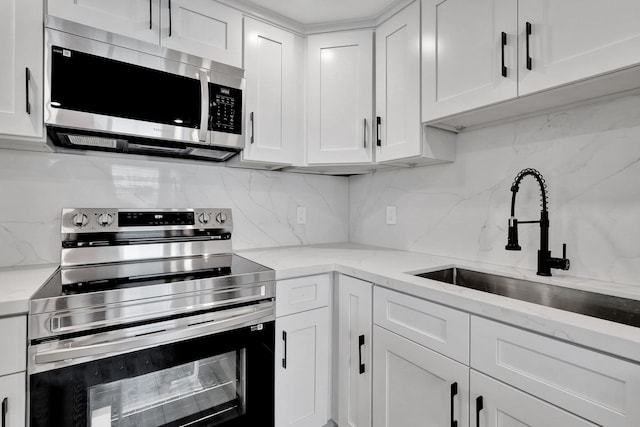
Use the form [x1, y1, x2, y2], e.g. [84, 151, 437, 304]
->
[505, 217, 522, 250]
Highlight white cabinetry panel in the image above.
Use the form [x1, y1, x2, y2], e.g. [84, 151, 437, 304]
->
[471, 370, 598, 427]
[337, 275, 372, 427]
[372, 325, 469, 427]
[0, 372, 26, 427]
[47, 0, 159, 44]
[519, 0, 640, 96]
[275, 307, 329, 427]
[471, 315, 640, 426]
[242, 18, 295, 165]
[373, 286, 469, 364]
[0, 0, 43, 139]
[421, 0, 517, 123]
[307, 30, 373, 164]
[376, 1, 421, 162]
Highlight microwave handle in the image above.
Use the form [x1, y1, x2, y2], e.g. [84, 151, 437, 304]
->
[198, 71, 209, 142]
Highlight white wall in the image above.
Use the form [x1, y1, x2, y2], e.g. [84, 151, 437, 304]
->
[350, 91, 640, 287]
[0, 150, 349, 266]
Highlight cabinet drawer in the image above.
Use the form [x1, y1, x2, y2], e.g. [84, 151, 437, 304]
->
[0, 316, 26, 376]
[471, 316, 640, 427]
[373, 287, 469, 364]
[0, 372, 26, 427]
[276, 275, 331, 317]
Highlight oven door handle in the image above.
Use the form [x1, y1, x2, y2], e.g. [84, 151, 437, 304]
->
[33, 302, 274, 366]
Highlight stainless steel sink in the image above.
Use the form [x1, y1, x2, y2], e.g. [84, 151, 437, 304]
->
[414, 267, 640, 328]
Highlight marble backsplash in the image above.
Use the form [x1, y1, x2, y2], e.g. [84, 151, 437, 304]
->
[0, 150, 349, 267]
[350, 91, 640, 287]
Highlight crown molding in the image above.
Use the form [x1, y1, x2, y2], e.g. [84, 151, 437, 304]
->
[217, 0, 416, 35]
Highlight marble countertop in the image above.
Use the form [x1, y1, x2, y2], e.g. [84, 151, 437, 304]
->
[0, 264, 57, 317]
[2, 244, 638, 362]
[238, 243, 640, 363]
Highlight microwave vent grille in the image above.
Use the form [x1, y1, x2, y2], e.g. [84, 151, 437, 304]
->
[66, 135, 119, 149]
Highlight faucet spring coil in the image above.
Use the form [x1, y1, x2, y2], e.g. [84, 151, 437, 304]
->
[511, 168, 548, 211]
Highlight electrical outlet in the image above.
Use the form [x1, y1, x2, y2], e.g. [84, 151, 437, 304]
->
[296, 206, 307, 225]
[386, 205, 397, 225]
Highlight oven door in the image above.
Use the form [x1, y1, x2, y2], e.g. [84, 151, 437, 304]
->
[29, 306, 274, 427]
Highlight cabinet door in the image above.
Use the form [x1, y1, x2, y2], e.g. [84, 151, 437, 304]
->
[47, 0, 159, 45]
[421, 0, 517, 123]
[372, 325, 469, 427]
[337, 276, 372, 427]
[307, 30, 373, 164]
[0, 372, 26, 427]
[160, 0, 242, 67]
[518, 0, 640, 96]
[375, 1, 422, 162]
[0, 0, 43, 138]
[275, 308, 329, 427]
[471, 370, 598, 427]
[243, 18, 295, 165]
[471, 316, 640, 426]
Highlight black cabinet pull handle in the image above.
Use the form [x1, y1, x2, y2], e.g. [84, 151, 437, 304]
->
[149, 0, 153, 30]
[168, 0, 173, 37]
[526, 21, 532, 70]
[500, 32, 507, 78]
[358, 334, 365, 374]
[25, 68, 31, 115]
[250, 112, 255, 144]
[450, 382, 458, 427]
[476, 396, 484, 427]
[282, 330, 287, 369]
[376, 116, 381, 147]
[2, 397, 7, 427]
[363, 118, 367, 148]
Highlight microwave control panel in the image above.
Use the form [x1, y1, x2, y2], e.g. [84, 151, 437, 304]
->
[208, 83, 242, 135]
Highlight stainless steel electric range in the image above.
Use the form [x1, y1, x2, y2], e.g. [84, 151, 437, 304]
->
[28, 208, 275, 427]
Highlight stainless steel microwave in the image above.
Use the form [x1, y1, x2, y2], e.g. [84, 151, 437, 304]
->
[44, 28, 245, 162]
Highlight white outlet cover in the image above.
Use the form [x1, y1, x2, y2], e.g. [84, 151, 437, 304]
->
[296, 206, 307, 225]
[386, 205, 397, 225]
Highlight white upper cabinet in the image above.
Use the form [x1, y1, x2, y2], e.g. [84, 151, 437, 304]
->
[0, 0, 43, 139]
[421, 0, 517, 123]
[160, 0, 242, 67]
[422, 0, 640, 125]
[47, 0, 242, 67]
[375, 1, 422, 162]
[518, 0, 640, 96]
[47, 0, 160, 45]
[307, 30, 374, 165]
[240, 18, 295, 165]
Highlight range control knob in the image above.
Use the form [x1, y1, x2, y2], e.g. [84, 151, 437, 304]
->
[198, 212, 210, 225]
[72, 213, 89, 227]
[215, 212, 227, 224]
[97, 213, 114, 227]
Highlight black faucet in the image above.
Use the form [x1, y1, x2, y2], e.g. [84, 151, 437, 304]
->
[505, 168, 570, 276]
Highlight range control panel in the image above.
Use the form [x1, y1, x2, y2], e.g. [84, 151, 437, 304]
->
[61, 208, 233, 234]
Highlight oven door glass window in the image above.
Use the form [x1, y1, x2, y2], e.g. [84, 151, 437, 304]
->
[88, 350, 245, 426]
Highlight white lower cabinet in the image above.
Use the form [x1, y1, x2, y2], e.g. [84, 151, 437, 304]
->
[471, 370, 597, 427]
[471, 315, 640, 426]
[372, 325, 469, 427]
[0, 372, 25, 427]
[0, 316, 27, 427]
[275, 276, 330, 427]
[336, 275, 372, 427]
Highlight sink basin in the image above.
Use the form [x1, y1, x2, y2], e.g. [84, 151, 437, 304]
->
[414, 267, 640, 328]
